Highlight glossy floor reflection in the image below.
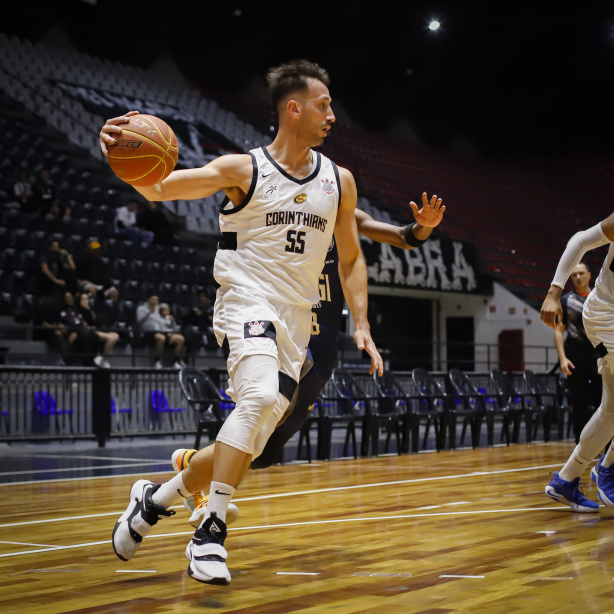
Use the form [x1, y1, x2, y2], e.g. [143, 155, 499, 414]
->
[1, 440, 612, 613]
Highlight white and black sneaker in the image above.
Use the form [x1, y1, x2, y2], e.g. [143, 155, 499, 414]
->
[186, 512, 231, 585]
[112, 479, 175, 561]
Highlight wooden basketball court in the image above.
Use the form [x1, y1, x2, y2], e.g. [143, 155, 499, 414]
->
[1, 441, 612, 613]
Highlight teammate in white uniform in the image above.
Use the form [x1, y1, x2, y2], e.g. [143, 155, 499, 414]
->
[541, 212, 614, 512]
[99, 59, 383, 585]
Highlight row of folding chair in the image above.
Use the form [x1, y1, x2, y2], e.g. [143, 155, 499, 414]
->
[297, 367, 571, 462]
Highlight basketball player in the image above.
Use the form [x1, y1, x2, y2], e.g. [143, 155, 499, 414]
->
[100, 59, 384, 585]
[541, 212, 614, 512]
[171, 195, 446, 528]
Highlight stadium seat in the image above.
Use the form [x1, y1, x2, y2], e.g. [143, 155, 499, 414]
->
[149, 390, 187, 430]
[32, 390, 74, 433]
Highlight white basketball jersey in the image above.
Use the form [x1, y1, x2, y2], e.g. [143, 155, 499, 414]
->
[592, 242, 614, 301]
[213, 147, 341, 306]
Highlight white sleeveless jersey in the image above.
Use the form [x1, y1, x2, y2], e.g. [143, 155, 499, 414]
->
[592, 242, 614, 302]
[213, 147, 341, 306]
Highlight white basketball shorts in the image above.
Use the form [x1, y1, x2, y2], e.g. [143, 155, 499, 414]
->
[213, 285, 312, 388]
[583, 288, 614, 375]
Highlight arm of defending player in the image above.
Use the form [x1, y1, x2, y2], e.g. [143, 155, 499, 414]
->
[554, 323, 574, 375]
[540, 212, 614, 329]
[355, 193, 445, 249]
[99, 111, 253, 201]
[334, 167, 384, 376]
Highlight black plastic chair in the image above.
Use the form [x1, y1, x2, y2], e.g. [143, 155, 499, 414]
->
[523, 370, 564, 441]
[448, 370, 513, 447]
[296, 398, 328, 462]
[410, 368, 447, 451]
[317, 368, 372, 459]
[489, 370, 531, 444]
[178, 366, 226, 448]
[372, 370, 414, 454]
[447, 369, 487, 448]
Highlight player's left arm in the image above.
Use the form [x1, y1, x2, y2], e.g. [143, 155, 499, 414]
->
[334, 167, 384, 376]
[355, 192, 445, 249]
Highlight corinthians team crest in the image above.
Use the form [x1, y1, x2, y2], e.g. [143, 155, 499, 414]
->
[321, 178, 335, 194]
[247, 321, 266, 336]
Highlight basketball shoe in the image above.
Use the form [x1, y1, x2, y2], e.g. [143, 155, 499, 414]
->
[171, 448, 239, 527]
[592, 457, 614, 508]
[545, 472, 599, 512]
[591, 455, 604, 486]
[112, 479, 175, 561]
[186, 512, 231, 585]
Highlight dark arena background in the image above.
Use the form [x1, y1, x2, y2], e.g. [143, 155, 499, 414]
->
[1, 2, 614, 612]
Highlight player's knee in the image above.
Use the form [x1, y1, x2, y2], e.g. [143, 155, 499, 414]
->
[237, 378, 278, 412]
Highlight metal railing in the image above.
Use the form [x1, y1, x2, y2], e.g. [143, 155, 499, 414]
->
[0, 366, 232, 446]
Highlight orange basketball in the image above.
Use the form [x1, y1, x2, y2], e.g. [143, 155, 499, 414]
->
[106, 114, 179, 187]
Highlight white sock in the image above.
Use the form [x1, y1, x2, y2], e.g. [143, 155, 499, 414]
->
[602, 445, 614, 468]
[559, 447, 593, 482]
[152, 472, 192, 508]
[204, 481, 235, 524]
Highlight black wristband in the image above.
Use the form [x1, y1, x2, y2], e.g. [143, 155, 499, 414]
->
[404, 223, 428, 248]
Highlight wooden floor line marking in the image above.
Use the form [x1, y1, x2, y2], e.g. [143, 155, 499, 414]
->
[0, 470, 173, 488]
[276, 572, 320, 576]
[10, 453, 166, 462]
[26, 569, 84, 573]
[0, 461, 565, 488]
[0, 461, 169, 477]
[0, 506, 561, 559]
[0, 539, 56, 547]
[532, 576, 574, 580]
[115, 569, 157, 573]
[440, 574, 485, 579]
[0, 462, 568, 528]
[231, 463, 564, 503]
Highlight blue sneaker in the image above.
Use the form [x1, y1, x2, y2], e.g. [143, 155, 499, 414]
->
[545, 472, 599, 512]
[595, 460, 614, 508]
[591, 455, 604, 486]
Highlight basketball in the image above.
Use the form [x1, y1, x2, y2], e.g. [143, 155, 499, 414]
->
[106, 114, 179, 187]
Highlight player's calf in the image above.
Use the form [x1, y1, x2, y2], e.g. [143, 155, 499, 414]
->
[171, 448, 239, 527]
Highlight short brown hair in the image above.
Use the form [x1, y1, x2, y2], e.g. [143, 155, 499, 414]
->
[265, 59, 330, 111]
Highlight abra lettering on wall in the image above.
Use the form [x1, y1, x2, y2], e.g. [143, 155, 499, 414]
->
[361, 236, 486, 294]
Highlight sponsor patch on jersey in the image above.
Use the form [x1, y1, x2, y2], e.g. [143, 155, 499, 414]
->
[294, 193, 307, 204]
[263, 184, 278, 200]
[327, 237, 335, 252]
[321, 178, 335, 195]
[243, 320, 276, 341]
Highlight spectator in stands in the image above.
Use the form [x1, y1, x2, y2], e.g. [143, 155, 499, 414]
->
[159, 302, 180, 331]
[136, 295, 186, 369]
[93, 287, 132, 349]
[32, 168, 56, 212]
[114, 199, 155, 245]
[39, 239, 78, 305]
[138, 201, 178, 245]
[75, 240, 118, 299]
[182, 290, 216, 354]
[553, 261, 603, 442]
[13, 168, 36, 211]
[76, 291, 119, 367]
[32, 298, 68, 358]
[58, 291, 103, 366]
[42, 197, 72, 220]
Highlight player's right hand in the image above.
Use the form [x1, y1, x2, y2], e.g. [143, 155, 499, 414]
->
[540, 288, 563, 330]
[99, 111, 140, 156]
[354, 329, 384, 376]
[560, 357, 575, 375]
